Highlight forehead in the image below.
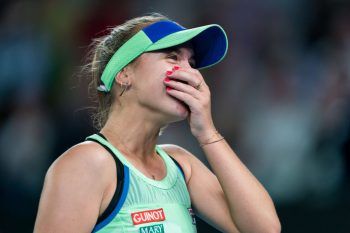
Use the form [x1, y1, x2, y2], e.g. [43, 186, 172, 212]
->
[134, 41, 195, 66]
[155, 41, 195, 57]
[171, 41, 194, 54]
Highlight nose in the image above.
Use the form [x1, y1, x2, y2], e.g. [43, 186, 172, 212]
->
[177, 47, 195, 69]
[179, 59, 193, 69]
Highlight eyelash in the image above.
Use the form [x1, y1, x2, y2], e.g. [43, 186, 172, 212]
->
[167, 53, 178, 61]
[166, 52, 195, 68]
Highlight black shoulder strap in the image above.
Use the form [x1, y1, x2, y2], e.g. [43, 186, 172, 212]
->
[85, 133, 125, 225]
[169, 156, 186, 180]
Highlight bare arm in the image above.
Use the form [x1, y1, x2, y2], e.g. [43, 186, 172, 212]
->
[162, 145, 240, 232]
[197, 138, 280, 233]
[163, 143, 280, 233]
[34, 142, 115, 233]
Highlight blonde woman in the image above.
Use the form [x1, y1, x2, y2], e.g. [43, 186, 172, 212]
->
[34, 13, 281, 233]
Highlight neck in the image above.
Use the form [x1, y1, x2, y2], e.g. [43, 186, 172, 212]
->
[100, 106, 164, 161]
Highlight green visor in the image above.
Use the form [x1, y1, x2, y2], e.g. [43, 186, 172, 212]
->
[99, 20, 228, 92]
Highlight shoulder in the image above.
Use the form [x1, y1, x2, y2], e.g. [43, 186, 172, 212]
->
[49, 141, 114, 173]
[34, 141, 117, 232]
[46, 141, 116, 192]
[158, 144, 196, 184]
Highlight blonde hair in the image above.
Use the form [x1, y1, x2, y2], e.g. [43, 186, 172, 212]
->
[83, 13, 169, 130]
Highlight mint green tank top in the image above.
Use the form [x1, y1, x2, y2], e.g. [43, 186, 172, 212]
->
[86, 134, 197, 233]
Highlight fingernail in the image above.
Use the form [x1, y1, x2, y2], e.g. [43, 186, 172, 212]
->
[166, 70, 173, 75]
[173, 66, 180, 71]
[164, 77, 171, 82]
[166, 87, 173, 91]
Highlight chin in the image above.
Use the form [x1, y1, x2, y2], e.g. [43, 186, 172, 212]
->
[171, 102, 189, 121]
[163, 101, 189, 123]
[177, 104, 190, 118]
[160, 93, 190, 122]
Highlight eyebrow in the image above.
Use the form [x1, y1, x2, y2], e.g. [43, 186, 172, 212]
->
[169, 47, 196, 66]
[174, 47, 195, 59]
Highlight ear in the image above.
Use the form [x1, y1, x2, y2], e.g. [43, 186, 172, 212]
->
[115, 67, 132, 85]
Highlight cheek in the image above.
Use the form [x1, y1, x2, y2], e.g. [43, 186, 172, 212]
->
[146, 80, 165, 95]
[132, 55, 171, 98]
[134, 69, 167, 101]
[142, 71, 166, 92]
[137, 68, 168, 92]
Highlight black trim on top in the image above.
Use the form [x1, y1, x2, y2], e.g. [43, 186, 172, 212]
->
[86, 134, 125, 225]
[96, 132, 107, 140]
[170, 156, 186, 180]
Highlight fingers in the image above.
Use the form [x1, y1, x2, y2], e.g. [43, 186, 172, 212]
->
[165, 87, 198, 108]
[166, 66, 206, 91]
[164, 77, 201, 99]
[164, 66, 211, 110]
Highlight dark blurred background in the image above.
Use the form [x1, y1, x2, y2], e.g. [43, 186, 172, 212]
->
[0, 0, 349, 232]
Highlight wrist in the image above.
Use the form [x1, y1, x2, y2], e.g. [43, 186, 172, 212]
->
[197, 129, 223, 146]
[199, 131, 225, 147]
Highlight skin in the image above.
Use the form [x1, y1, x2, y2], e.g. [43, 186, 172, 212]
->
[34, 45, 281, 233]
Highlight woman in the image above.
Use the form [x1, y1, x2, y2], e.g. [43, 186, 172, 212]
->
[34, 13, 281, 233]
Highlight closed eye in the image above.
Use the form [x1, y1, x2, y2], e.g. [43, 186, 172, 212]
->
[164, 49, 196, 68]
[166, 52, 179, 61]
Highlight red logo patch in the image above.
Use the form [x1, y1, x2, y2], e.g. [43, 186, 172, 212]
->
[131, 208, 166, 225]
